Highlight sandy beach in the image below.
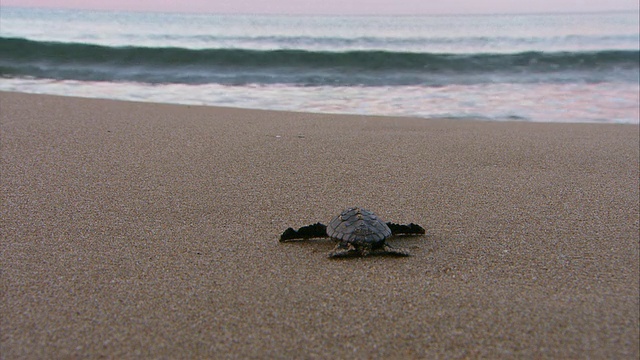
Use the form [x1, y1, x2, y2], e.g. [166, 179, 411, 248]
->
[1, 91, 638, 358]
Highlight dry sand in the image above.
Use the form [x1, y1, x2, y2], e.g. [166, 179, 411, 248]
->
[1, 91, 638, 358]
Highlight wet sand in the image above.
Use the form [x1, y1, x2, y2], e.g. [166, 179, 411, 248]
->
[1, 92, 638, 358]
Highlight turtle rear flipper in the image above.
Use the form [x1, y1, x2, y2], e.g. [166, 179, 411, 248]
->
[328, 242, 410, 258]
[279, 223, 328, 242]
[328, 242, 359, 258]
[379, 244, 411, 256]
[386, 222, 425, 236]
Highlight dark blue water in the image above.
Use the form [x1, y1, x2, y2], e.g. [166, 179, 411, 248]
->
[1, 37, 637, 86]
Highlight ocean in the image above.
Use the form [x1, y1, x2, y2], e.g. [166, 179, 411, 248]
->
[1, 7, 638, 123]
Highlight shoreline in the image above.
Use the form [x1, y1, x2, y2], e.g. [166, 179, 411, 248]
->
[1, 83, 638, 124]
[4, 90, 639, 126]
[2, 91, 638, 358]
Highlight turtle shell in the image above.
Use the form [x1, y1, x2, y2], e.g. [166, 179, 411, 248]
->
[327, 207, 392, 244]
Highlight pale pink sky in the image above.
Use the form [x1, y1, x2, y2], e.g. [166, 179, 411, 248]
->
[2, 0, 638, 15]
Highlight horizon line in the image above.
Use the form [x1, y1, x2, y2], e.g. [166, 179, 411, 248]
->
[2, 4, 639, 17]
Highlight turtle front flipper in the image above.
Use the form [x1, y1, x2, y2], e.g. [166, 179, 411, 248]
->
[279, 223, 328, 242]
[386, 222, 425, 236]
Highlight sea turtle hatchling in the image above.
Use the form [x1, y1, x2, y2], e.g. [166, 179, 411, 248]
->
[280, 207, 425, 258]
